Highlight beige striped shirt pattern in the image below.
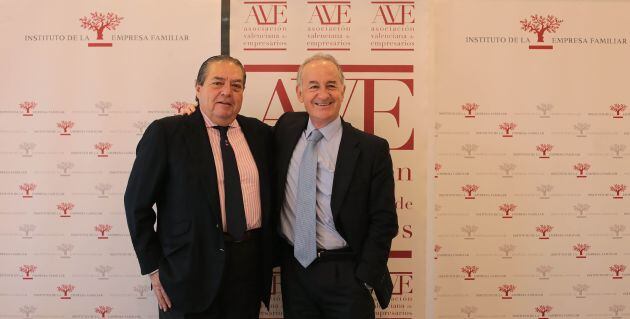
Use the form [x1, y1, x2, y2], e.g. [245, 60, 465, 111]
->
[202, 113, 262, 231]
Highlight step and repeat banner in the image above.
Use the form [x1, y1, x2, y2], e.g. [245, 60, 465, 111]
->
[2, 0, 629, 319]
[433, 1, 629, 319]
[229, 1, 428, 318]
[0, 1, 222, 318]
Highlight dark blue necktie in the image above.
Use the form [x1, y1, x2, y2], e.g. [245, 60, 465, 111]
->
[214, 126, 246, 240]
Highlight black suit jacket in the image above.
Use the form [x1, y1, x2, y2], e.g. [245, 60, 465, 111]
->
[125, 108, 274, 313]
[273, 112, 398, 308]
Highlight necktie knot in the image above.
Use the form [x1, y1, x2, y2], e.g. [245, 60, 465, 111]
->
[307, 129, 324, 143]
[213, 125, 230, 137]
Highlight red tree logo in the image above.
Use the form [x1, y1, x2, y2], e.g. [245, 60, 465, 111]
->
[461, 265, 479, 280]
[610, 184, 626, 199]
[434, 244, 441, 260]
[610, 103, 627, 118]
[170, 101, 190, 114]
[461, 102, 479, 118]
[498, 284, 516, 299]
[20, 264, 37, 279]
[95, 306, 113, 319]
[461, 184, 479, 199]
[536, 144, 553, 158]
[499, 122, 516, 137]
[57, 202, 74, 217]
[610, 264, 626, 279]
[536, 224, 553, 239]
[80, 12, 123, 47]
[535, 305, 553, 319]
[19, 305, 36, 318]
[573, 163, 590, 178]
[57, 284, 75, 299]
[95, 224, 112, 239]
[573, 243, 590, 258]
[94, 142, 112, 157]
[57, 121, 74, 135]
[520, 14, 563, 50]
[434, 163, 442, 178]
[499, 203, 517, 219]
[19, 183, 36, 198]
[19, 101, 37, 116]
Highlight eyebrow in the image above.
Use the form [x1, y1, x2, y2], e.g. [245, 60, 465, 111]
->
[210, 76, 243, 83]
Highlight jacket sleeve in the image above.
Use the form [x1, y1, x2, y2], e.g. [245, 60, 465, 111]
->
[124, 120, 168, 275]
[355, 138, 398, 286]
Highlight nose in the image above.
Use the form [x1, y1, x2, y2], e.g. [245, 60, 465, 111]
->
[315, 87, 330, 99]
[220, 84, 232, 96]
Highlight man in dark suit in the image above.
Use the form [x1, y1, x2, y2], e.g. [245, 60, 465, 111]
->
[125, 55, 273, 319]
[274, 53, 398, 319]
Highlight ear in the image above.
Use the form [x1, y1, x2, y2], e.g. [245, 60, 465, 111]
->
[296, 85, 304, 103]
[195, 82, 202, 99]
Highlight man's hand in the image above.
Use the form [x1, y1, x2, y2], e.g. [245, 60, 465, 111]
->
[180, 103, 196, 115]
[150, 271, 172, 311]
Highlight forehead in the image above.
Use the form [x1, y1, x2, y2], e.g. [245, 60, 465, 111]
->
[301, 60, 342, 83]
[206, 61, 244, 80]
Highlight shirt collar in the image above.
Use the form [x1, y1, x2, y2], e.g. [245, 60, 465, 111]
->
[305, 116, 341, 142]
[201, 111, 240, 129]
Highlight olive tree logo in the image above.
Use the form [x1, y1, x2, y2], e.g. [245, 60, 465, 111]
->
[80, 12, 123, 47]
[520, 14, 563, 50]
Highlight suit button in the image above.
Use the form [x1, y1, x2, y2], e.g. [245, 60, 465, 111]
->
[216, 224, 219, 228]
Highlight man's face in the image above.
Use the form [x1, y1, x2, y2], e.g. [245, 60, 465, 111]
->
[196, 61, 244, 125]
[296, 60, 345, 128]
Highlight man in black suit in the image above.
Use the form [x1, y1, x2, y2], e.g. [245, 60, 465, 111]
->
[274, 53, 398, 319]
[125, 55, 273, 319]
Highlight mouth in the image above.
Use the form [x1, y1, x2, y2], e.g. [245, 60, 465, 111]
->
[215, 101, 233, 107]
[314, 100, 333, 107]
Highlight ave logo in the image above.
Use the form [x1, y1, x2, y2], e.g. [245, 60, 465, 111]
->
[308, 1, 351, 25]
[245, 2, 287, 25]
[372, 1, 415, 25]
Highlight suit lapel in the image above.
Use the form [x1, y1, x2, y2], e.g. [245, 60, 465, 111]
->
[331, 120, 360, 220]
[184, 108, 222, 223]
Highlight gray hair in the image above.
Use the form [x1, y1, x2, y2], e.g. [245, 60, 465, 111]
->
[296, 53, 345, 88]
[195, 55, 246, 87]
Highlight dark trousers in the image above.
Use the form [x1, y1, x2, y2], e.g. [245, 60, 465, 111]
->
[280, 242, 375, 319]
[160, 232, 263, 319]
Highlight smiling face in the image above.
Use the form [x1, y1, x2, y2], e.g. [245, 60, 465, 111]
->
[195, 61, 244, 126]
[296, 59, 345, 129]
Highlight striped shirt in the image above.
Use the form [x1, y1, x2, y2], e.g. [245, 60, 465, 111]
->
[202, 113, 261, 230]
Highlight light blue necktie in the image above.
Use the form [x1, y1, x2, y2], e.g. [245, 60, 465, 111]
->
[294, 129, 324, 268]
